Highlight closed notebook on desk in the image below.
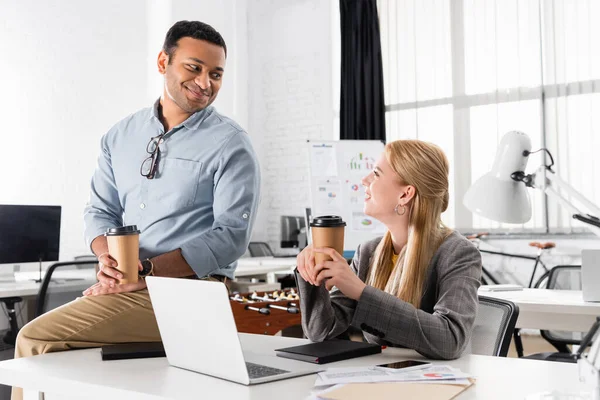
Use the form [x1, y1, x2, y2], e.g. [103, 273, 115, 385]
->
[101, 342, 165, 361]
[274, 340, 381, 364]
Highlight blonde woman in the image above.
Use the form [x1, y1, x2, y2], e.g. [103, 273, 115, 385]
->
[296, 140, 482, 360]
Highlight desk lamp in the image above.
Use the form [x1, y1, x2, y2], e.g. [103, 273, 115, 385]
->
[464, 131, 600, 236]
[464, 131, 600, 304]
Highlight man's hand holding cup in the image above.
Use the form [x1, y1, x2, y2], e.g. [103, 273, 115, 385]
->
[83, 225, 146, 296]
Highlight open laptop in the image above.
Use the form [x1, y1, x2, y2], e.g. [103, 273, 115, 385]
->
[145, 276, 323, 385]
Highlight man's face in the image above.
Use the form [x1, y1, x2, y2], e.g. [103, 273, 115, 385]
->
[158, 37, 226, 113]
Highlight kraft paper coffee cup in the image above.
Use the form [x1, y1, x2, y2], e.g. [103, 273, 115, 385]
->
[310, 216, 346, 265]
[105, 225, 140, 284]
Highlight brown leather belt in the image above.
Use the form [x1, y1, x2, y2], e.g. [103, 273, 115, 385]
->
[208, 275, 228, 283]
[185, 274, 230, 290]
[184, 274, 228, 282]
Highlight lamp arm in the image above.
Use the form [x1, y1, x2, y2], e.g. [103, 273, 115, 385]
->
[533, 166, 600, 237]
[547, 171, 600, 216]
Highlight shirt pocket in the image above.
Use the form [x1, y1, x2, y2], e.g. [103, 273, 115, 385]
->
[148, 158, 202, 211]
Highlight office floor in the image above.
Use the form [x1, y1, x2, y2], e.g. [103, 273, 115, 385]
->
[508, 333, 556, 358]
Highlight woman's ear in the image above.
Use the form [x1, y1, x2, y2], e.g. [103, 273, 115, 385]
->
[398, 185, 416, 205]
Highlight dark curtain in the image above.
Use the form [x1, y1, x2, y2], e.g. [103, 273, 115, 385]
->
[339, 0, 386, 142]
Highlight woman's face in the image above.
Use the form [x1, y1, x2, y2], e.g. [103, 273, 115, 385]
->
[361, 153, 407, 221]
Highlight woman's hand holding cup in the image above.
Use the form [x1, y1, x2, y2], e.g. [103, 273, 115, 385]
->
[298, 216, 346, 287]
[296, 244, 318, 285]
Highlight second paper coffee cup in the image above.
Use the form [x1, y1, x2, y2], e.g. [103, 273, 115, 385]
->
[105, 225, 141, 284]
[310, 215, 346, 265]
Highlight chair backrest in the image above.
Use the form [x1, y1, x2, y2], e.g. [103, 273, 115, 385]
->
[73, 254, 99, 269]
[542, 265, 583, 345]
[470, 296, 519, 357]
[547, 265, 581, 290]
[35, 260, 98, 318]
[247, 242, 274, 257]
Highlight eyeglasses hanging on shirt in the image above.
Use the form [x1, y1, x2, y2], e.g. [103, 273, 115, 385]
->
[140, 133, 166, 179]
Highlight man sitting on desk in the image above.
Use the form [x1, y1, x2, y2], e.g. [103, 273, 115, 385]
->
[12, 20, 260, 400]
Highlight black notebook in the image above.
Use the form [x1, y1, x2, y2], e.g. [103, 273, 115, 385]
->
[101, 342, 166, 361]
[274, 340, 381, 364]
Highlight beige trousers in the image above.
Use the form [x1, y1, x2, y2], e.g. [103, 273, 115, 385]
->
[11, 289, 161, 400]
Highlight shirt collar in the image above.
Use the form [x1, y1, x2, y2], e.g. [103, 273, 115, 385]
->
[148, 98, 213, 131]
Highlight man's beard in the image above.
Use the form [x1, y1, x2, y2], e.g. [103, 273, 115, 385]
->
[165, 79, 207, 114]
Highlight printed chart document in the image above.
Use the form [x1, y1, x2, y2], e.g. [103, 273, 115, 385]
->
[313, 365, 475, 400]
[310, 144, 338, 177]
[314, 365, 471, 386]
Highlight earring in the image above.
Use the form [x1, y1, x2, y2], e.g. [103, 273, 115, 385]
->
[394, 204, 406, 216]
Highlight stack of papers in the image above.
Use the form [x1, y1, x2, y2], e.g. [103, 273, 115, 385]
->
[310, 365, 474, 400]
[314, 365, 471, 386]
[479, 284, 523, 292]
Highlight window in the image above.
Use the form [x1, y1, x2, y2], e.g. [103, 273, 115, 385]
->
[377, 0, 600, 233]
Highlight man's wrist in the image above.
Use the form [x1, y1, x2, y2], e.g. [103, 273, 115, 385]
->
[139, 258, 154, 278]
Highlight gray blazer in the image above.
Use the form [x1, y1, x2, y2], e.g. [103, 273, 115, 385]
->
[297, 231, 482, 360]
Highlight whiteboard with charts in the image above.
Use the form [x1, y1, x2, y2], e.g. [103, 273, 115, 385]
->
[307, 140, 386, 252]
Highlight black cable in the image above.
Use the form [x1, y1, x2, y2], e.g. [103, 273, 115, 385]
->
[511, 147, 556, 187]
[521, 148, 600, 231]
[524, 148, 555, 171]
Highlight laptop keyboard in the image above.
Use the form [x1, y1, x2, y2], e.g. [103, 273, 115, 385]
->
[245, 362, 290, 379]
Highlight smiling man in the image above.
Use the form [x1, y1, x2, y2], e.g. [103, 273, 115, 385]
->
[11, 21, 260, 400]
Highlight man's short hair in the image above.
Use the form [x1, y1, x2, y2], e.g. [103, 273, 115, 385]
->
[163, 20, 227, 62]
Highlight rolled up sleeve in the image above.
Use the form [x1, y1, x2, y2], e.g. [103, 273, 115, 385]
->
[83, 128, 123, 249]
[180, 131, 261, 278]
[297, 245, 363, 342]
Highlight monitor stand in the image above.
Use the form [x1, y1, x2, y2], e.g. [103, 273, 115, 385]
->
[33, 257, 43, 283]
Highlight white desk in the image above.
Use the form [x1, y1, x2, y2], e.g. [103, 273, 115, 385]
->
[13, 269, 94, 283]
[235, 257, 297, 283]
[0, 281, 42, 299]
[478, 288, 600, 331]
[0, 275, 97, 328]
[0, 276, 96, 299]
[0, 334, 585, 400]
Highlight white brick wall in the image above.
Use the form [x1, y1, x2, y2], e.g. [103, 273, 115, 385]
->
[247, 0, 335, 253]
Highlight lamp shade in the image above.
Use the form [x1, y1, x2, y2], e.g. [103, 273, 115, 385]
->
[463, 131, 533, 224]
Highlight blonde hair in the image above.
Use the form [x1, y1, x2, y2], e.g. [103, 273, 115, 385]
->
[366, 140, 452, 308]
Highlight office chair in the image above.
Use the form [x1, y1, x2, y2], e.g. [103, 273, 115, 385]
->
[523, 265, 585, 362]
[470, 296, 519, 357]
[1, 297, 22, 346]
[247, 242, 275, 257]
[73, 254, 99, 269]
[35, 260, 98, 318]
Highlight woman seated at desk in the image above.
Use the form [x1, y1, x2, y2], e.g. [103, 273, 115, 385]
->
[296, 140, 482, 360]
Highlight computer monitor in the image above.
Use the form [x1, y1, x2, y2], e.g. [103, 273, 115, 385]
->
[0, 205, 61, 264]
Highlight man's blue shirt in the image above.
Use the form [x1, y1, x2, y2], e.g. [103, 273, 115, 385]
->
[84, 100, 261, 278]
